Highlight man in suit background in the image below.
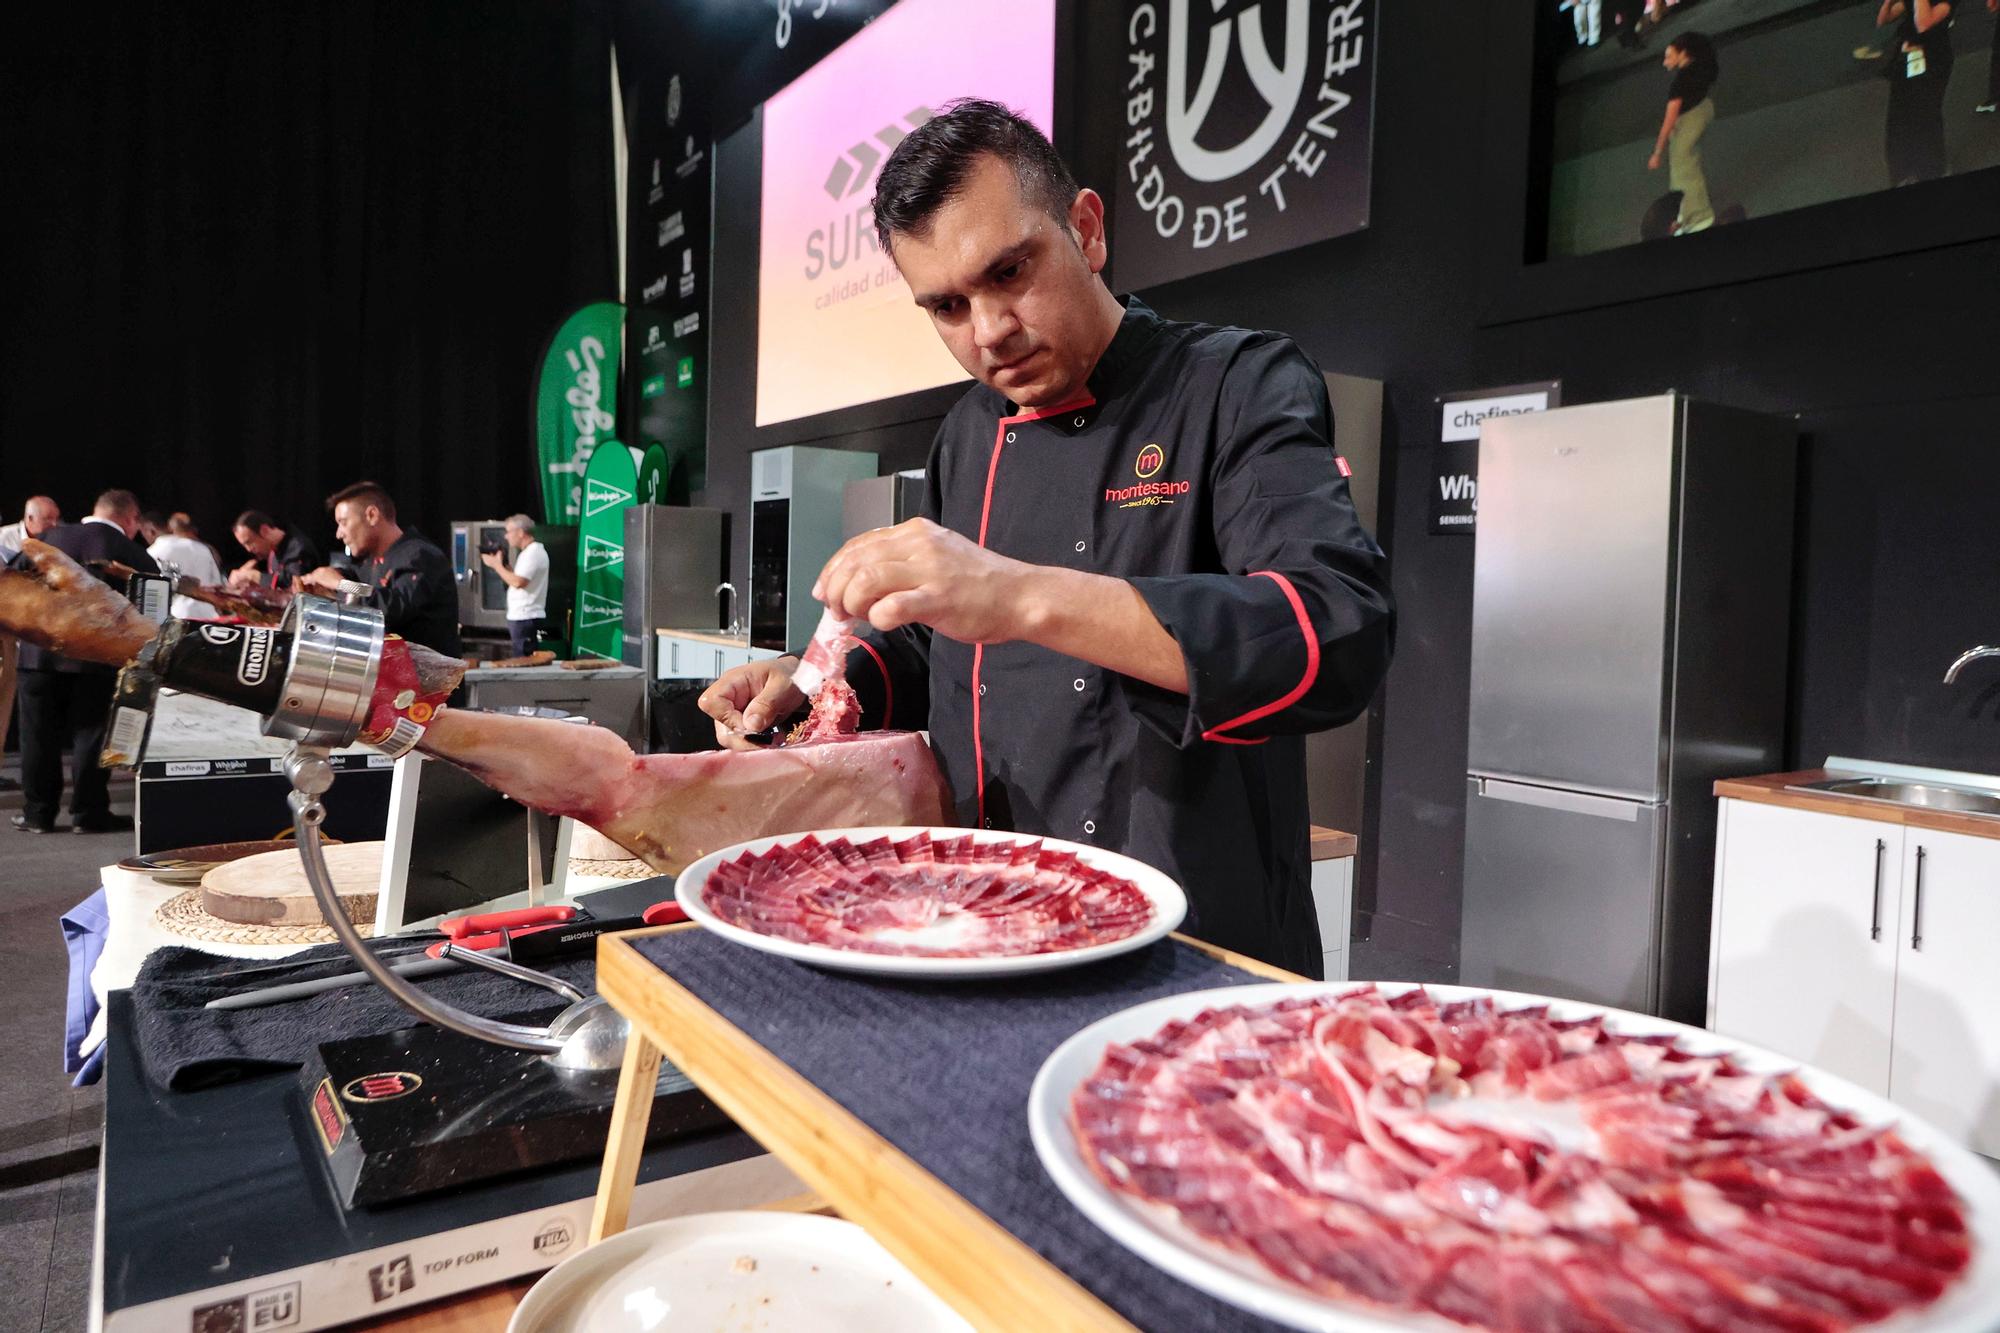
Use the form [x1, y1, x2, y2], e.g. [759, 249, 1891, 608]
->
[0, 496, 63, 794]
[13, 489, 158, 833]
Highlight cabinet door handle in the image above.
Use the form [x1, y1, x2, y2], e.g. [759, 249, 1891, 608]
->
[1910, 845, 1927, 951]
[1870, 838, 1885, 942]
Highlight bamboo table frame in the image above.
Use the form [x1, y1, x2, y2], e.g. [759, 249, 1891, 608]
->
[587, 924, 1300, 1332]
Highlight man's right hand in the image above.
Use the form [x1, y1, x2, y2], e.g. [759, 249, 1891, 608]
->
[227, 560, 260, 590]
[699, 655, 805, 750]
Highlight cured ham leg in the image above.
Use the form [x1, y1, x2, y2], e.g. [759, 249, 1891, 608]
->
[0, 540, 160, 666]
[0, 540, 951, 871]
[419, 711, 949, 873]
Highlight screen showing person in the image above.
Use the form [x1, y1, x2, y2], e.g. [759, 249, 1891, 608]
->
[1542, 0, 1996, 258]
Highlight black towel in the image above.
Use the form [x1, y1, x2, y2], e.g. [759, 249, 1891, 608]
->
[627, 929, 1289, 1332]
[131, 943, 595, 1090]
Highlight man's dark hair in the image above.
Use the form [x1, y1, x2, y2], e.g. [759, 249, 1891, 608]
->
[872, 98, 1079, 253]
[1668, 31, 1717, 71]
[326, 481, 397, 522]
[94, 488, 141, 518]
[233, 509, 278, 533]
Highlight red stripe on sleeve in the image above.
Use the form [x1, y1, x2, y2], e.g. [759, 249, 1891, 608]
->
[1200, 570, 1320, 743]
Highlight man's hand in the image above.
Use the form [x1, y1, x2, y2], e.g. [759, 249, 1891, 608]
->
[296, 566, 347, 594]
[478, 550, 505, 572]
[813, 518, 1036, 644]
[226, 560, 261, 590]
[1648, 150, 1663, 170]
[699, 655, 805, 750]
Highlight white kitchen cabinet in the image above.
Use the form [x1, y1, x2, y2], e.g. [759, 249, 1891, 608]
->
[1710, 801, 1901, 1093]
[1711, 797, 2000, 1157]
[1887, 831, 2000, 1157]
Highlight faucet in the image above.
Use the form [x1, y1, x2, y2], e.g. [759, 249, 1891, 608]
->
[716, 582, 739, 637]
[1945, 646, 2000, 684]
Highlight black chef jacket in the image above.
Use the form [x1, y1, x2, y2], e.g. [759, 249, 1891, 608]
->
[844, 298, 1394, 975]
[342, 530, 462, 656]
[265, 528, 322, 592]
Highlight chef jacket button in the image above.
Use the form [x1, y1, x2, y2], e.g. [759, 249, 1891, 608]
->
[983, 818, 993, 829]
[1072, 678, 1085, 692]
[1083, 819, 1096, 835]
[979, 683, 987, 697]
[1005, 431, 1017, 443]
[1073, 416, 1086, 427]
[1074, 540, 1086, 552]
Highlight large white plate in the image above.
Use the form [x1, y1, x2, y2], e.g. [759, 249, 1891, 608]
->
[508, 1210, 972, 1333]
[675, 826, 1187, 979]
[1028, 981, 2000, 1333]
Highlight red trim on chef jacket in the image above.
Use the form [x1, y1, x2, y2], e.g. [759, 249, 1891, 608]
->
[852, 636, 892, 730]
[971, 394, 1096, 827]
[1201, 570, 1320, 743]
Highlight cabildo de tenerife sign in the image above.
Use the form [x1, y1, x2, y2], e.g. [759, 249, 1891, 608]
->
[1114, 0, 1375, 290]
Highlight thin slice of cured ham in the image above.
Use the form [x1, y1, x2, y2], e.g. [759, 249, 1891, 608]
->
[699, 831, 1154, 957]
[785, 608, 862, 743]
[1070, 987, 1971, 1332]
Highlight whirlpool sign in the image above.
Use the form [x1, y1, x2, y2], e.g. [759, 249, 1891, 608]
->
[1113, 0, 1375, 290]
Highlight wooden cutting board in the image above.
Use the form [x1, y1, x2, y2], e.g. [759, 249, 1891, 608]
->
[200, 840, 385, 926]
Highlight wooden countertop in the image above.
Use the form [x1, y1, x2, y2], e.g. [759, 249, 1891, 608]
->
[588, 925, 1304, 1333]
[655, 627, 749, 648]
[1310, 825, 1357, 861]
[1715, 770, 2000, 841]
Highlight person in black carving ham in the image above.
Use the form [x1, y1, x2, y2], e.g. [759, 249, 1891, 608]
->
[700, 100, 1394, 976]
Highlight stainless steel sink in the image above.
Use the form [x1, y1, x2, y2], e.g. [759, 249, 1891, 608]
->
[1788, 776, 2000, 819]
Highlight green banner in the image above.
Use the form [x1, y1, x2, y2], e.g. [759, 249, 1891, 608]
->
[637, 444, 670, 507]
[534, 301, 626, 525]
[574, 441, 639, 659]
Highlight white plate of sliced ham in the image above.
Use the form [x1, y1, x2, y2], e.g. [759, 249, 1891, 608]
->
[675, 827, 1187, 978]
[1029, 982, 2000, 1333]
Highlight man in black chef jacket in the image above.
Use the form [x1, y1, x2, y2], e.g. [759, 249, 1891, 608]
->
[297, 481, 462, 656]
[226, 509, 322, 593]
[701, 100, 1393, 975]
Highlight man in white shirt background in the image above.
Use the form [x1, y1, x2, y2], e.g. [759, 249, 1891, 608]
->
[480, 513, 550, 656]
[146, 512, 227, 620]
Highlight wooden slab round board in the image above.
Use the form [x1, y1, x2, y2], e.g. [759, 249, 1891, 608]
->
[200, 841, 385, 926]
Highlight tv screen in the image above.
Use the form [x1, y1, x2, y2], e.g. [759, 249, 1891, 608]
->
[1543, 0, 1999, 259]
[754, 0, 1058, 427]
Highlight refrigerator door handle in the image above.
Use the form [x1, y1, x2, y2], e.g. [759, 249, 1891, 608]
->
[1472, 777, 1643, 821]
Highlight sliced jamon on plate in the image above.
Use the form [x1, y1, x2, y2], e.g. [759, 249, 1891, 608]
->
[1030, 982, 2000, 1333]
[675, 827, 1188, 979]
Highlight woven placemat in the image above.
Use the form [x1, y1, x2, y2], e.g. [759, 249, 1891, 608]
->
[153, 888, 378, 945]
[567, 856, 658, 881]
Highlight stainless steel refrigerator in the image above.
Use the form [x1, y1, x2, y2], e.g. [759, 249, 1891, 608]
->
[1460, 395, 1796, 1023]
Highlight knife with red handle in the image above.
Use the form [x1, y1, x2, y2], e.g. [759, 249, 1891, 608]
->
[424, 902, 689, 958]
[438, 905, 580, 939]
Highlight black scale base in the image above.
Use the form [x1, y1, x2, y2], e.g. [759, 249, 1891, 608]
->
[297, 1020, 728, 1209]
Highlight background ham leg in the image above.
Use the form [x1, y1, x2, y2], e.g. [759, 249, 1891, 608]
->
[0, 540, 951, 871]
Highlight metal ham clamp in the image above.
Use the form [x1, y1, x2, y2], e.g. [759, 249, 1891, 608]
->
[271, 586, 633, 1071]
[109, 579, 633, 1072]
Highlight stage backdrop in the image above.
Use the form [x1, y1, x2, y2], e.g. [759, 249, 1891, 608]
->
[0, 3, 616, 560]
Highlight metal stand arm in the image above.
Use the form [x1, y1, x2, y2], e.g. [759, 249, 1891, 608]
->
[287, 745, 566, 1056]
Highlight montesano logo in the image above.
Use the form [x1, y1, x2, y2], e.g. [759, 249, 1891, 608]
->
[236, 627, 274, 687]
[581, 535, 624, 573]
[1105, 477, 1193, 508]
[578, 591, 622, 631]
[1135, 443, 1166, 478]
[805, 106, 933, 282]
[585, 478, 633, 518]
[342, 1071, 422, 1104]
